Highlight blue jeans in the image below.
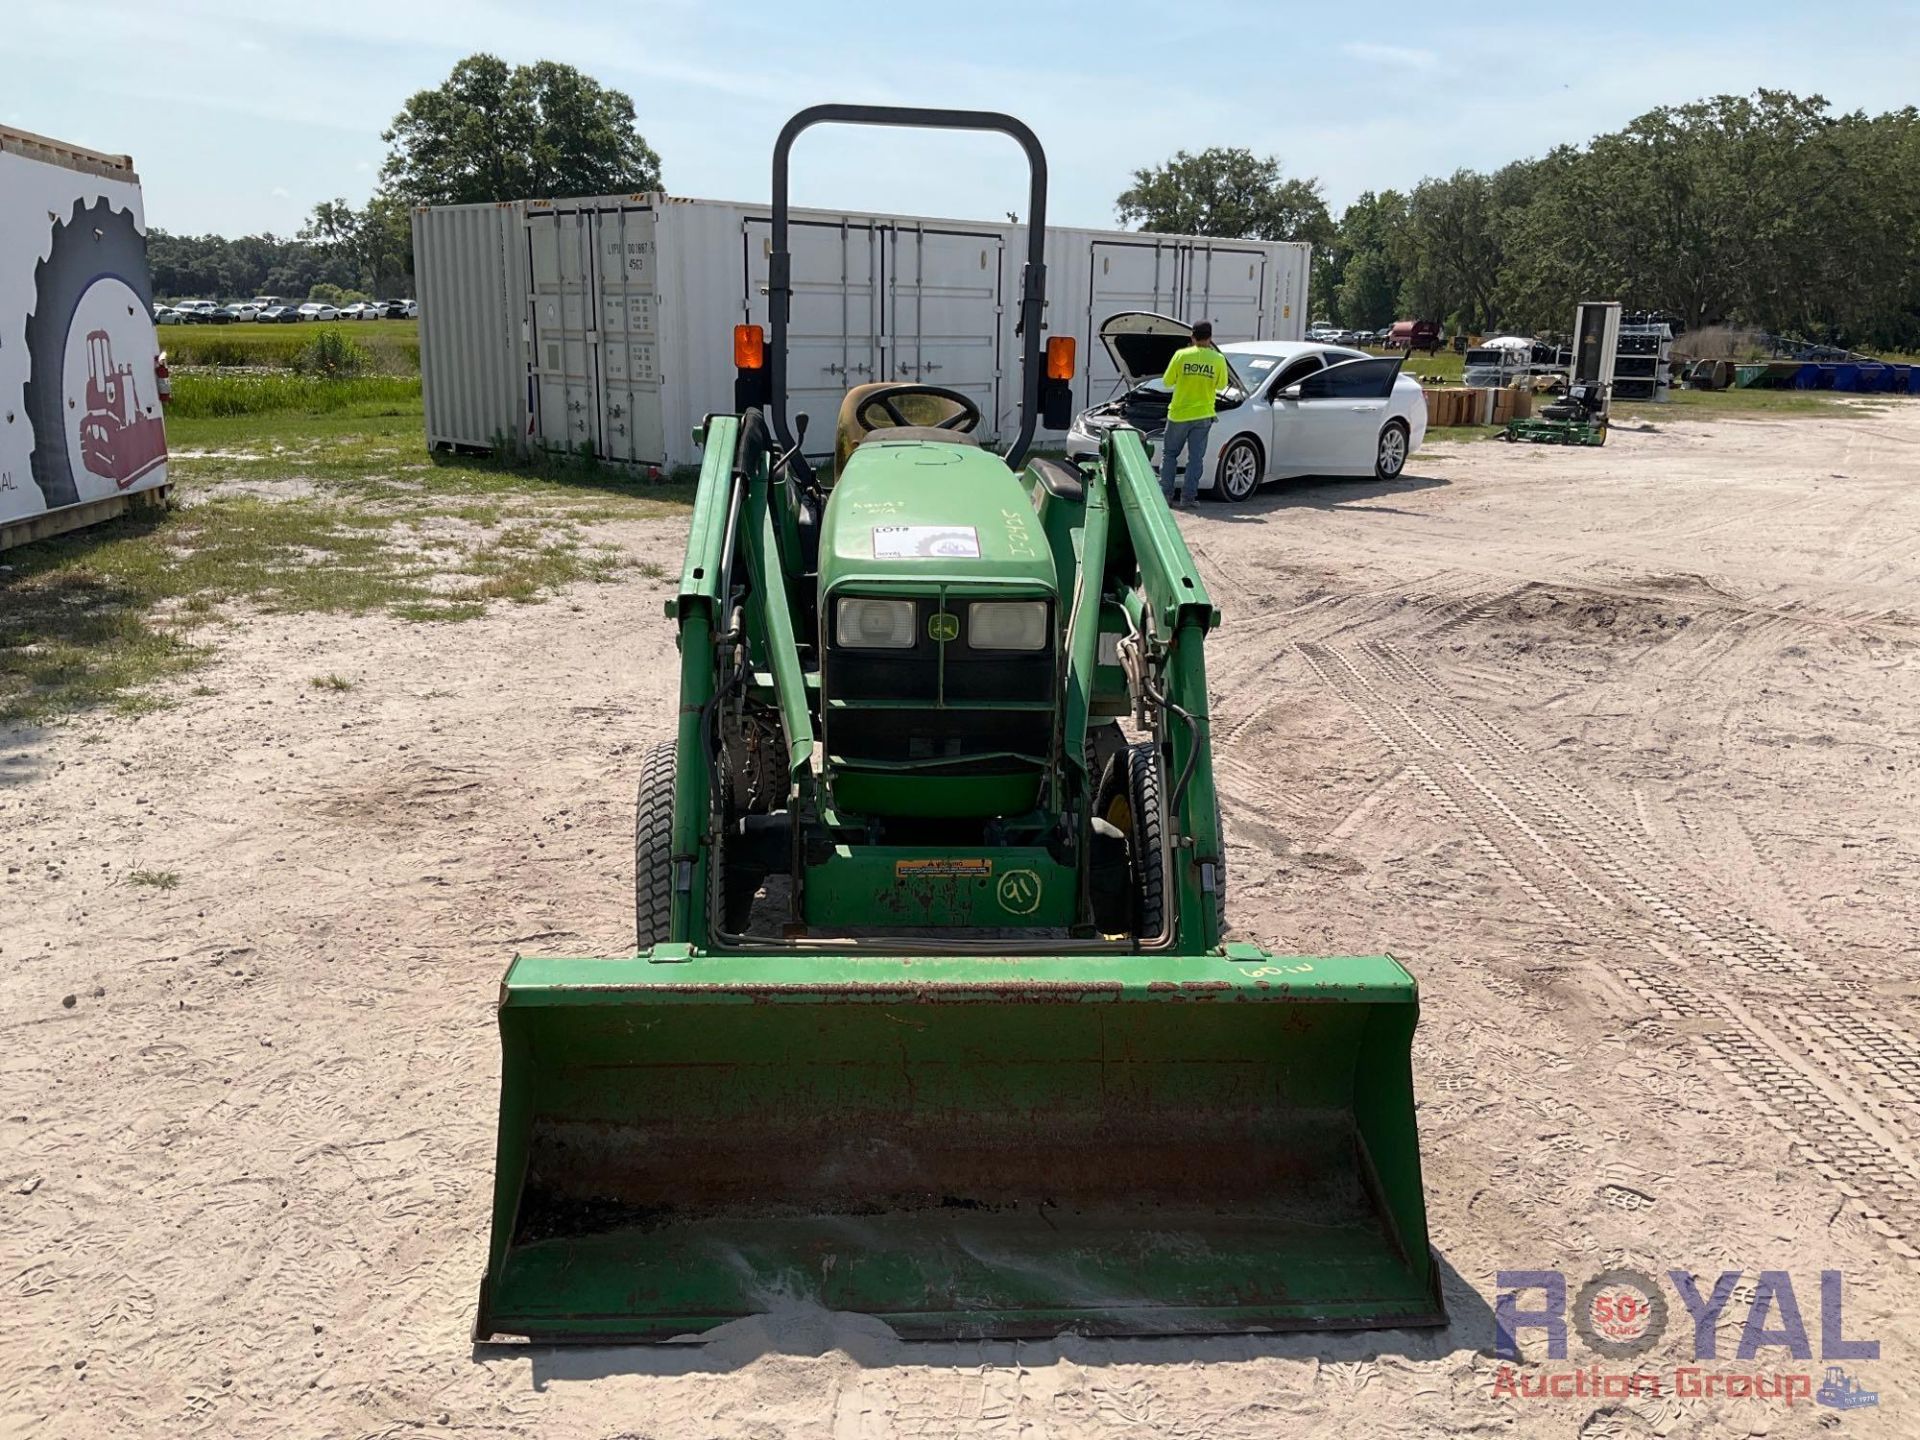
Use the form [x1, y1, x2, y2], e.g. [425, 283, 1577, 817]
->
[1159, 417, 1213, 502]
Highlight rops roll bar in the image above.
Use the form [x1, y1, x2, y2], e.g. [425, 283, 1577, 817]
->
[767, 104, 1049, 478]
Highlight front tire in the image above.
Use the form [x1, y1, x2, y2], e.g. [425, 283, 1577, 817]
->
[1375, 419, 1410, 479]
[634, 740, 677, 950]
[1096, 742, 1168, 940]
[1208, 434, 1263, 504]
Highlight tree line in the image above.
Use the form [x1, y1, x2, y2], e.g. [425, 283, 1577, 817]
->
[153, 70, 1919, 354]
[148, 54, 661, 303]
[1119, 90, 1920, 351]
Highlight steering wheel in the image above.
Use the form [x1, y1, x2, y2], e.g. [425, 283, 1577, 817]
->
[854, 384, 982, 435]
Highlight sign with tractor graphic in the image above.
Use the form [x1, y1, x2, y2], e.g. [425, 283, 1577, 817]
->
[2, 127, 169, 549]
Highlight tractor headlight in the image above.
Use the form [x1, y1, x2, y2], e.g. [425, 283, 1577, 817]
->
[968, 601, 1048, 651]
[835, 597, 916, 649]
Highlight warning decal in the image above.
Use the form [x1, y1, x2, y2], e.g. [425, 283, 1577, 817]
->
[895, 858, 993, 879]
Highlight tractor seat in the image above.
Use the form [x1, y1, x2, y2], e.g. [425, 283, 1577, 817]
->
[834, 382, 977, 475]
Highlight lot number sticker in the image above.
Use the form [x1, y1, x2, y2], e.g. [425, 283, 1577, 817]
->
[872, 525, 980, 559]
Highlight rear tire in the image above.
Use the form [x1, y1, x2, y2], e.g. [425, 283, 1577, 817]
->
[634, 740, 677, 950]
[1375, 419, 1410, 479]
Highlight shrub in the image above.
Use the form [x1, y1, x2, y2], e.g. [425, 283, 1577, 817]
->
[290, 328, 369, 377]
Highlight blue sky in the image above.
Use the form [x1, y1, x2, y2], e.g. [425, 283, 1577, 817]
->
[11, 0, 1920, 236]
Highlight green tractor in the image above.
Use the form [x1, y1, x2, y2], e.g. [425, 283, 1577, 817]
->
[476, 105, 1443, 1343]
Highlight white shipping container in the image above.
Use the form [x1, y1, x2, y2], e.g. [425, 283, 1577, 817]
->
[1, 127, 170, 549]
[414, 192, 1308, 472]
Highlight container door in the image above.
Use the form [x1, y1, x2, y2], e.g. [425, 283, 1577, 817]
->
[527, 209, 600, 455]
[592, 206, 664, 465]
[1085, 240, 1182, 408]
[1188, 244, 1267, 344]
[1269, 246, 1307, 340]
[886, 226, 1004, 442]
[746, 217, 881, 456]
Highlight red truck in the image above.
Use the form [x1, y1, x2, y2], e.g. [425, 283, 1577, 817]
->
[1385, 319, 1442, 355]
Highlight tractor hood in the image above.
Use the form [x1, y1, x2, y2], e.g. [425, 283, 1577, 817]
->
[819, 441, 1057, 594]
[1098, 311, 1193, 383]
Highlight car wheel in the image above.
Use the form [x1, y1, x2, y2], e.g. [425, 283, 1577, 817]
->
[1207, 435, 1263, 504]
[1375, 420, 1410, 480]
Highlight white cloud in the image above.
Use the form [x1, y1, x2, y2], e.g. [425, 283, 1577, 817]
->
[270, 186, 290, 199]
[1341, 41, 1438, 70]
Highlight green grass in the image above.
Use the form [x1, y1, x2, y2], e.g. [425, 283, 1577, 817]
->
[169, 372, 422, 419]
[127, 869, 180, 890]
[1381, 349, 1464, 384]
[159, 319, 418, 371]
[1619, 387, 1892, 421]
[1, 392, 690, 725]
[1422, 424, 1505, 444]
[309, 674, 354, 691]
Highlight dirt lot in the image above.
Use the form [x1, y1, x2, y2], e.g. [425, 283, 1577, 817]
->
[4, 405, 1917, 1438]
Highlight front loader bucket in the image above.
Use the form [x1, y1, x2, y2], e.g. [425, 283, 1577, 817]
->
[476, 945, 1443, 1342]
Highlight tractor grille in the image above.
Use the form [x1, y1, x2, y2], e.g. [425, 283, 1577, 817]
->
[825, 597, 1054, 770]
[830, 708, 1051, 771]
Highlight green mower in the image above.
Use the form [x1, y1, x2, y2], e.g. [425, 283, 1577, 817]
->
[475, 104, 1442, 1344]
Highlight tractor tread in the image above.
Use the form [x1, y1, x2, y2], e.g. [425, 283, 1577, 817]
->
[634, 740, 678, 950]
[1126, 742, 1167, 940]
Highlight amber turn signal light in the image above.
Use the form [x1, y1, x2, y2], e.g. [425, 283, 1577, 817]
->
[1045, 335, 1075, 381]
[734, 324, 766, 370]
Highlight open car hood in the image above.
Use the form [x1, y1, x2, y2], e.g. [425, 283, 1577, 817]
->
[1097, 311, 1193, 384]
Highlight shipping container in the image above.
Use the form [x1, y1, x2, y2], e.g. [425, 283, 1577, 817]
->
[1, 126, 169, 550]
[414, 192, 1309, 472]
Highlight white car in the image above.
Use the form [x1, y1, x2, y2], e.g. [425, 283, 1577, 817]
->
[296, 302, 340, 322]
[1066, 312, 1429, 503]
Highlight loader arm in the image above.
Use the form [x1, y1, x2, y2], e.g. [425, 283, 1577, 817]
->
[671, 412, 818, 946]
[1101, 425, 1225, 951]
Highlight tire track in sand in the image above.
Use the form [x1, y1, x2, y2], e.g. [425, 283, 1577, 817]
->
[1301, 637, 1920, 1263]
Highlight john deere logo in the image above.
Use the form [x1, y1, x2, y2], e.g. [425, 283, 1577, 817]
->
[996, 869, 1042, 915]
[927, 612, 960, 643]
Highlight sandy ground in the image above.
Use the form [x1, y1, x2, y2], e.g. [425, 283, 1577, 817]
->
[4, 406, 1918, 1438]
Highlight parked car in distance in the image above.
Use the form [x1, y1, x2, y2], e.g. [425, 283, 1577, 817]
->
[155, 306, 186, 325]
[296, 302, 340, 322]
[375, 298, 411, 319]
[249, 295, 285, 310]
[402, 299, 417, 318]
[338, 302, 377, 320]
[218, 303, 261, 322]
[257, 304, 299, 323]
[1066, 311, 1428, 503]
[171, 300, 218, 322]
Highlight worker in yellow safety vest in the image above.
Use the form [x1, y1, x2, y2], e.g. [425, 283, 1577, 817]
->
[1158, 320, 1231, 505]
